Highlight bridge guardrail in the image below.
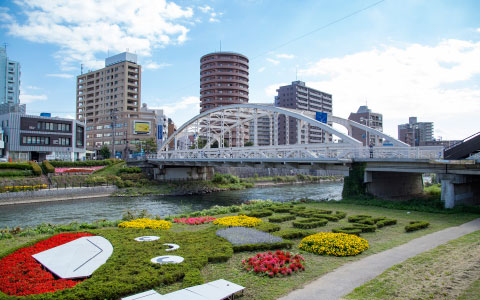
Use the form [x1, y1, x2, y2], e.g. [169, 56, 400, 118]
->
[149, 145, 444, 161]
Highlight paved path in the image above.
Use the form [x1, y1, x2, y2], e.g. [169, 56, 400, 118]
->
[278, 218, 480, 300]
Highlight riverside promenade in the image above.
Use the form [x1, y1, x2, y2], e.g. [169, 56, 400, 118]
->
[278, 218, 480, 300]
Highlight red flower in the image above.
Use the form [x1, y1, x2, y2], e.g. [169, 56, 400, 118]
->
[0, 232, 93, 296]
[172, 216, 216, 225]
[241, 250, 305, 278]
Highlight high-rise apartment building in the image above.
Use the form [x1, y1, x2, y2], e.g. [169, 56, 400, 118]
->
[200, 52, 249, 113]
[275, 81, 332, 144]
[0, 47, 21, 105]
[398, 117, 434, 146]
[348, 105, 383, 146]
[76, 52, 162, 158]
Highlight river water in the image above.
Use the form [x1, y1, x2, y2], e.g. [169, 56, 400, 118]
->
[0, 182, 343, 228]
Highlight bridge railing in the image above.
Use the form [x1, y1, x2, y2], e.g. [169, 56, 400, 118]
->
[149, 145, 444, 160]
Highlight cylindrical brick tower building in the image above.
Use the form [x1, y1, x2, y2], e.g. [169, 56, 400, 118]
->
[200, 52, 249, 113]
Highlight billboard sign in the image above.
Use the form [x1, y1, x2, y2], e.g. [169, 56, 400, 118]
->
[315, 112, 328, 123]
[157, 125, 163, 140]
[134, 121, 150, 135]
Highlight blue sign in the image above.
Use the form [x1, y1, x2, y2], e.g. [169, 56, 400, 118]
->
[157, 125, 163, 140]
[315, 112, 328, 123]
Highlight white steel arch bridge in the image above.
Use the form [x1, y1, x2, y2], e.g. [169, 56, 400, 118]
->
[153, 104, 443, 161]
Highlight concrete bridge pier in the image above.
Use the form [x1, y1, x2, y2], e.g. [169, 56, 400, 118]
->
[438, 174, 480, 208]
[154, 166, 214, 181]
[364, 171, 424, 200]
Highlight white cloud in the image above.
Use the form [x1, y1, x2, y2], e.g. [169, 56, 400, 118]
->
[258, 67, 266, 73]
[46, 73, 74, 78]
[3, 0, 195, 70]
[477, 27, 480, 33]
[198, 5, 222, 23]
[198, 5, 212, 13]
[299, 39, 480, 139]
[143, 61, 172, 70]
[266, 58, 280, 65]
[149, 96, 199, 125]
[264, 83, 287, 98]
[20, 94, 47, 104]
[276, 53, 295, 59]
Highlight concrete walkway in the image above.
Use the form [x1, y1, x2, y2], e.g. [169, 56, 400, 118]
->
[278, 218, 480, 300]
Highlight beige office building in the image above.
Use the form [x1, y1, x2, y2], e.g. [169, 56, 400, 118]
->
[76, 52, 165, 158]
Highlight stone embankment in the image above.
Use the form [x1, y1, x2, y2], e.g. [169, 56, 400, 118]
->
[0, 186, 118, 206]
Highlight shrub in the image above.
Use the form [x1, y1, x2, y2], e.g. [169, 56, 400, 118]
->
[0, 170, 33, 177]
[299, 232, 369, 256]
[376, 218, 397, 228]
[118, 166, 142, 174]
[212, 173, 240, 184]
[292, 209, 332, 218]
[331, 227, 362, 235]
[28, 161, 42, 176]
[334, 211, 347, 219]
[292, 218, 328, 229]
[118, 218, 172, 230]
[310, 213, 341, 222]
[41, 160, 55, 173]
[213, 215, 262, 227]
[232, 240, 293, 252]
[273, 229, 315, 239]
[405, 221, 430, 232]
[245, 209, 274, 218]
[350, 223, 377, 232]
[242, 250, 305, 277]
[119, 173, 144, 181]
[270, 205, 293, 213]
[268, 214, 296, 223]
[0, 162, 32, 170]
[255, 222, 281, 233]
[182, 269, 204, 288]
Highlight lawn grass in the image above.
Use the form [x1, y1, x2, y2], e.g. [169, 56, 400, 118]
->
[1, 201, 478, 300]
[91, 161, 126, 176]
[345, 230, 480, 300]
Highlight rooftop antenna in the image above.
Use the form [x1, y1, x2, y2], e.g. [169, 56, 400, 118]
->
[295, 66, 298, 81]
[81, 64, 84, 75]
[3, 43, 7, 51]
[219, 40, 222, 52]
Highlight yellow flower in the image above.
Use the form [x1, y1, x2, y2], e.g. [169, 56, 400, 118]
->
[299, 232, 369, 257]
[118, 218, 172, 230]
[213, 215, 262, 227]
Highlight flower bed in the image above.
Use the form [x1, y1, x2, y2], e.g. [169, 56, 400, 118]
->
[242, 250, 305, 277]
[173, 216, 216, 225]
[55, 166, 105, 174]
[0, 184, 48, 193]
[299, 232, 369, 256]
[213, 215, 262, 227]
[0, 232, 93, 296]
[118, 218, 172, 230]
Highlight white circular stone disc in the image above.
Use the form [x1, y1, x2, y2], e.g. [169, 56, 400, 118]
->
[150, 255, 184, 264]
[134, 236, 160, 242]
[163, 243, 180, 252]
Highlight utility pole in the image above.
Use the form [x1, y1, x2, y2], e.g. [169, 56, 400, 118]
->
[110, 110, 116, 158]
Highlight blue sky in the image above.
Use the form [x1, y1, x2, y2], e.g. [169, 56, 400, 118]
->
[1, 0, 479, 140]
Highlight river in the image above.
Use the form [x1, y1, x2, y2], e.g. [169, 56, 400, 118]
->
[0, 182, 343, 228]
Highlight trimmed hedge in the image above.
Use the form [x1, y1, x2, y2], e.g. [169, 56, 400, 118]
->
[41, 160, 55, 173]
[255, 222, 281, 233]
[271, 205, 293, 213]
[182, 269, 204, 288]
[292, 209, 332, 218]
[376, 218, 397, 228]
[351, 223, 377, 232]
[334, 211, 347, 220]
[292, 218, 328, 229]
[245, 209, 273, 218]
[273, 229, 315, 239]
[268, 214, 296, 223]
[348, 215, 373, 223]
[0, 162, 32, 170]
[331, 227, 362, 236]
[0, 170, 33, 177]
[28, 161, 42, 176]
[405, 221, 430, 232]
[48, 159, 116, 167]
[310, 213, 341, 222]
[118, 167, 142, 174]
[232, 240, 293, 252]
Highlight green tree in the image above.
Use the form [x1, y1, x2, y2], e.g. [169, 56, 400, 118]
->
[136, 138, 158, 154]
[244, 141, 254, 146]
[99, 145, 111, 159]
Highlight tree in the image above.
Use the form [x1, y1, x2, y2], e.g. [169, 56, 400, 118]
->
[244, 141, 254, 147]
[99, 146, 111, 159]
[136, 138, 158, 154]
